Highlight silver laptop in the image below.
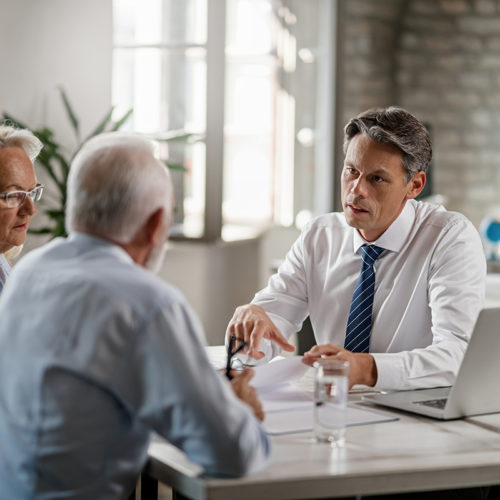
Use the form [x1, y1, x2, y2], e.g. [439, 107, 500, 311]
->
[363, 308, 500, 420]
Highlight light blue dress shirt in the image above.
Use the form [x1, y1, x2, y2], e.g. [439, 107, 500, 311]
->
[0, 253, 10, 294]
[0, 233, 269, 499]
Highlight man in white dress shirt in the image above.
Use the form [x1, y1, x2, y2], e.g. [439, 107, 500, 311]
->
[0, 133, 269, 499]
[227, 106, 486, 391]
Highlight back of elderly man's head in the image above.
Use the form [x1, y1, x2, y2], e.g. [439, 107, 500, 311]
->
[66, 133, 173, 243]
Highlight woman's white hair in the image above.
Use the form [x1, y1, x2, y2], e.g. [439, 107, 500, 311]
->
[66, 132, 173, 243]
[0, 124, 43, 162]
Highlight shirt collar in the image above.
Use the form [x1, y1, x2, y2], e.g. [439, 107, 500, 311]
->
[0, 253, 10, 285]
[68, 232, 136, 265]
[352, 200, 416, 254]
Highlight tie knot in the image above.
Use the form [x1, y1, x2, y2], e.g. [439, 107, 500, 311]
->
[360, 244, 384, 265]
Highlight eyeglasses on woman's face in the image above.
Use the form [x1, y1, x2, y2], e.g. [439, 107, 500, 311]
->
[0, 184, 44, 209]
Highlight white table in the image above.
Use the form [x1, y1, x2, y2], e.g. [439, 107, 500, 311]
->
[144, 404, 500, 499]
[141, 348, 500, 499]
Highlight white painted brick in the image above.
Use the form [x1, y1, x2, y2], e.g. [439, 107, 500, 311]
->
[470, 110, 492, 128]
[439, 0, 470, 14]
[486, 91, 500, 106]
[478, 151, 500, 164]
[455, 35, 483, 51]
[435, 130, 461, 147]
[478, 54, 500, 69]
[463, 131, 489, 147]
[396, 70, 413, 86]
[430, 112, 463, 127]
[401, 33, 419, 49]
[416, 72, 457, 88]
[411, 0, 441, 14]
[474, 0, 497, 15]
[458, 16, 500, 33]
[400, 88, 441, 108]
[396, 52, 435, 69]
[435, 54, 469, 70]
[441, 90, 481, 107]
[422, 35, 456, 51]
[486, 36, 500, 50]
[461, 166, 495, 184]
[435, 150, 478, 166]
[404, 17, 456, 31]
[466, 185, 498, 202]
[459, 73, 491, 89]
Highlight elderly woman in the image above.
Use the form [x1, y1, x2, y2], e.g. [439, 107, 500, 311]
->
[0, 125, 43, 293]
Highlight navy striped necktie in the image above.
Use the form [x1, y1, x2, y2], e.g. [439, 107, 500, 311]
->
[344, 244, 385, 353]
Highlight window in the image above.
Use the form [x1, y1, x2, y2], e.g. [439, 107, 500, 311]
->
[112, 0, 335, 241]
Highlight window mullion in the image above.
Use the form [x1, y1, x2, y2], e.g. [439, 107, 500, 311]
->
[204, 0, 226, 241]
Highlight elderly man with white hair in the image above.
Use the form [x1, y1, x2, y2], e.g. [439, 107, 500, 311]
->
[0, 133, 269, 499]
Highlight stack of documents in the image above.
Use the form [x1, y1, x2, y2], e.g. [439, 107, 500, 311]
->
[251, 357, 398, 435]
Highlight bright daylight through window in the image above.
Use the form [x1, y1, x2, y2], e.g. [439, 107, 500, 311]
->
[112, 0, 332, 241]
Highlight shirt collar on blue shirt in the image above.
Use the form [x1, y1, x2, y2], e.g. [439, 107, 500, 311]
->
[69, 232, 136, 266]
[0, 253, 10, 291]
[352, 199, 416, 255]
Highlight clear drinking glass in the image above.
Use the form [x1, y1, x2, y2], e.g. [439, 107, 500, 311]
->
[313, 359, 349, 446]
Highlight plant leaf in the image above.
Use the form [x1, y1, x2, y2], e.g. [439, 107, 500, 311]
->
[53, 151, 70, 180]
[46, 209, 65, 218]
[165, 162, 188, 172]
[36, 156, 65, 194]
[36, 128, 59, 150]
[28, 227, 55, 235]
[111, 108, 133, 131]
[58, 87, 80, 142]
[156, 131, 194, 142]
[53, 220, 67, 238]
[1, 113, 27, 130]
[85, 106, 115, 140]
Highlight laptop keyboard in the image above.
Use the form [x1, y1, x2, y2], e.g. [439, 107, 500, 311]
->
[414, 398, 447, 410]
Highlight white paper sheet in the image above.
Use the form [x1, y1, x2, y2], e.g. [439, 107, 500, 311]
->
[248, 356, 398, 435]
[250, 356, 309, 389]
[263, 404, 398, 435]
[259, 383, 313, 412]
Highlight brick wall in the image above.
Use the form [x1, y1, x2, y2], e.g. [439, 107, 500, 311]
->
[340, 0, 405, 124]
[339, 0, 500, 227]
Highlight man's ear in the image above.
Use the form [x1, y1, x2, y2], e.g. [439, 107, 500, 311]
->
[406, 171, 426, 200]
[144, 207, 165, 245]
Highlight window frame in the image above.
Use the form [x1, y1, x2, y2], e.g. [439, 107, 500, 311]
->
[112, 0, 339, 242]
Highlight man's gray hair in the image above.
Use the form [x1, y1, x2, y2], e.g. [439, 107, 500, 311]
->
[0, 124, 43, 162]
[343, 106, 432, 183]
[66, 133, 173, 243]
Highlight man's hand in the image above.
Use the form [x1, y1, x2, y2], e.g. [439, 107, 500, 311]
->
[302, 343, 378, 389]
[226, 304, 295, 360]
[230, 368, 265, 421]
